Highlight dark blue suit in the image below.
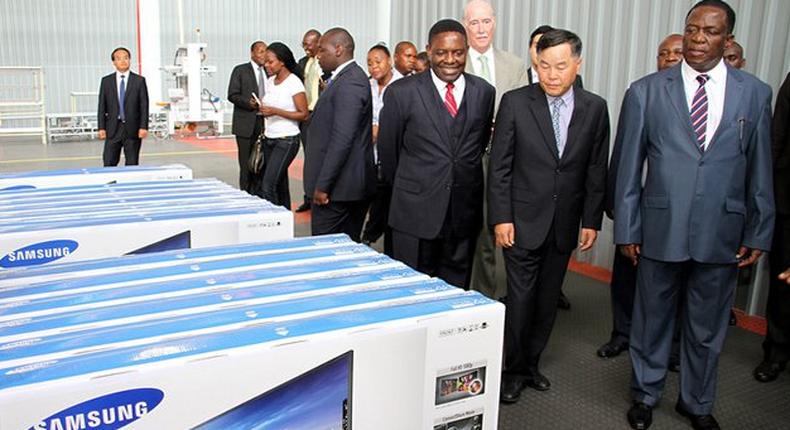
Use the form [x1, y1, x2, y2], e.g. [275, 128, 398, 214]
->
[304, 62, 376, 241]
[614, 63, 774, 414]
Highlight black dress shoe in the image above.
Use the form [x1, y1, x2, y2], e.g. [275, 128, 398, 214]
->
[627, 402, 653, 430]
[729, 309, 737, 326]
[557, 292, 571, 310]
[753, 360, 786, 383]
[295, 201, 311, 212]
[500, 378, 525, 404]
[675, 403, 721, 429]
[597, 340, 629, 358]
[524, 372, 551, 391]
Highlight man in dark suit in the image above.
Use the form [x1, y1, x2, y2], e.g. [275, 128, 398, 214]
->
[614, 2, 774, 428]
[754, 70, 790, 383]
[97, 47, 149, 166]
[597, 33, 685, 362]
[378, 19, 495, 290]
[490, 29, 609, 403]
[295, 29, 328, 213]
[228, 41, 267, 194]
[304, 28, 376, 241]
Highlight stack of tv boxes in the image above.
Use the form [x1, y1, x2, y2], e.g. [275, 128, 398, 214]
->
[0, 235, 504, 429]
[0, 177, 293, 269]
[0, 164, 193, 191]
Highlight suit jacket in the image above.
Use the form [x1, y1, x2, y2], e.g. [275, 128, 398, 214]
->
[465, 49, 529, 113]
[527, 67, 584, 89]
[297, 56, 332, 83]
[228, 62, 262, 138]
[614, 64, 775, 264]
[488, 84, 609, 252]
[97, 71, 149, 139]
[303, 62, 376, 201]
[378, 71, 495, 239]
[773, 71, 790, 215]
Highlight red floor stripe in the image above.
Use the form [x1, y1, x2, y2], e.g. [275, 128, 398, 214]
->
[567, 260, 767, 336]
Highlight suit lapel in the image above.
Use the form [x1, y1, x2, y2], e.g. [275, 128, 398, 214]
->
[707, 68, 743, 152]
[528, 87, 560, 161]
[665, 67, 701, 154]
[457, 75, 479, 152]
[416, 72, 452, 149]
[563, 89, 588, 161]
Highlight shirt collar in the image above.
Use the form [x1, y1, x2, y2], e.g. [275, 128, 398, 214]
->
[469, 46, 494, 62]
[332, 59, 356, 78]
[545, 85, 575, 107]
[430, 69, 465, 91]
[681, 58, 727, 85]
[116, 70, 129, 79]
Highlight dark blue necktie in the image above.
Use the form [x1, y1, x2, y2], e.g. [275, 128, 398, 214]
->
[119, 75, 126, 121]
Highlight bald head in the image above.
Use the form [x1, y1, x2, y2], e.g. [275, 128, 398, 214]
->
[724, 41, 745, 69]
[317, 27, 355, 73]
[463, 0, 496, 53]
[657, 34, 683, 71]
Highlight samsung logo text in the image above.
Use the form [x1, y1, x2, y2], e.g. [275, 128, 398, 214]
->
[30, 389, 164, 430]
[0, 240, 78, 268]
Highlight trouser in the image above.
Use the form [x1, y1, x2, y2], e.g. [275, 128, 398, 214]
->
[502, 226, 571, 377]
[311, 199, 370, 242]
[392, 228, 477, 290]
[470, 153, 507, 299]
[608, 250, 638, 344]
[763, 213, 790, 364]
[299, 115, 312, 204]
[234, 118, 263, 194]
[103, 126, 141, 166]
[362, 171, 393, 256]
[630, 256, 737, 415]
[259, 135, 300, 209]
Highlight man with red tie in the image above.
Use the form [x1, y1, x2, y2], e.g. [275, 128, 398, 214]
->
[377, 19, 495, 289]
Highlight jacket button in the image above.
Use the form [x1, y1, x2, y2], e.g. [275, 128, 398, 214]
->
[552, 194, 558, 200]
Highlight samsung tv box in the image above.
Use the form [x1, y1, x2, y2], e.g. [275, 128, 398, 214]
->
[0, 204, 293, 270]
[0, 164, 192, 192]
[0, 291, 505, 430]
[0, 234, 353, 289]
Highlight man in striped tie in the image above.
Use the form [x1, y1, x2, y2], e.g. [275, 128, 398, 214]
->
[614, 1, 775, 429]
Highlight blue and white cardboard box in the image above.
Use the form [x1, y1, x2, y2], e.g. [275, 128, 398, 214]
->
[0, 234, 353, 289]
[0, 203, 293, 270]
[0, 164, 193, 192]
[0, 291, 505, 430]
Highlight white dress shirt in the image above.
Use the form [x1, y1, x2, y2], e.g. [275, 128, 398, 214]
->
[330, 59, 356, 82]
[250, 61, 266, 90]
[681, 59, 727, 151]
[115, 71, 129, 102]
[430, 69, 465, 108]
[468, 46, 497, 87]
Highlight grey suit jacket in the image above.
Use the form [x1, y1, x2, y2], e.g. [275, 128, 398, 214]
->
[613, 64, 775, 264]
[465, 49, 528, 114]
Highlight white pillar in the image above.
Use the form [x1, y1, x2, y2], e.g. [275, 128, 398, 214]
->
[376, 0, 392, 47]
[138, 0, 162, 113]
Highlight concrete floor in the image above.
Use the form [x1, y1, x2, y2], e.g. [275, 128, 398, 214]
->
[2, 136, 788, 429]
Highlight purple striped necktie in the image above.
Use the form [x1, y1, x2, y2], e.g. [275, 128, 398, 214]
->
[690, 74, 710, 151]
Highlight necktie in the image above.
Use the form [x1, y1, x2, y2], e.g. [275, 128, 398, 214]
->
[478, 55, 492, 84]
[257, 67, 266, 99]
[444, 82, 458, 118]
[551, 97, 565, 155]
[119, 75, 126, 121]
[304, 57, 319, 109]
[691, 74, 709, 151]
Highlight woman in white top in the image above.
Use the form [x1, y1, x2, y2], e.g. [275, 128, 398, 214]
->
[258, 42, 308, 208]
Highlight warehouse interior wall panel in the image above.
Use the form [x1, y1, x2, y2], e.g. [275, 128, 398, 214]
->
[390, 0, 790, 269]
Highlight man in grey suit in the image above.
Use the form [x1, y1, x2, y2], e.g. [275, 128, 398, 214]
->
[463, 0, 528, 301]
[614, 2, 774, 429]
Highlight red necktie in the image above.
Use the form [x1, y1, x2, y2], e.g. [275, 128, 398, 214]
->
[444, 82, 458, 117]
